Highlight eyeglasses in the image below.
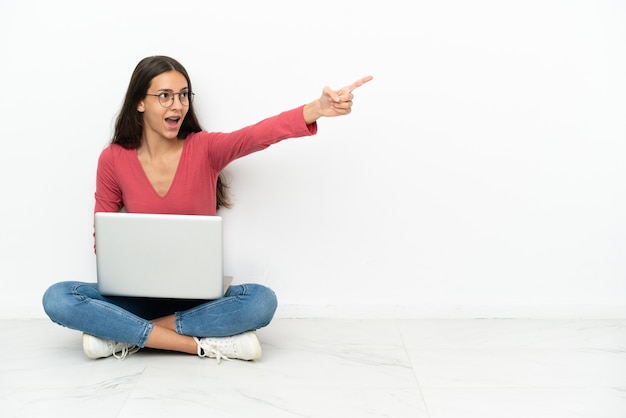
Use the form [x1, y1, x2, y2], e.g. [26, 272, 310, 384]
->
[145, 90, 195, 107]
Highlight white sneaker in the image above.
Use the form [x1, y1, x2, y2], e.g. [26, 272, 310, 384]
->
[82, 333, 140, 360]
[194, 331, 262, 364]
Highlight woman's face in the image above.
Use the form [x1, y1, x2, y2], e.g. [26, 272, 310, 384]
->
[137, 70, 190, 141]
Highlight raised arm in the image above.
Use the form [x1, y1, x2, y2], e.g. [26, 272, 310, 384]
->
[303, 75, 373, 124]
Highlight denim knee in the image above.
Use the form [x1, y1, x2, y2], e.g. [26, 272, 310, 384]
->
[42, 281, 94, 326]
[249, 284, 278, 328]
[42, 282, 71, 325]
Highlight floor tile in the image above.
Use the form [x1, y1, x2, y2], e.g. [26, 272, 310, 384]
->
[119, 386, 428, 418]
[408, 348, 626, 388]
[1, 318, 625, 417]
[257, 318, 405, 350]
[397, 319, 626, 350]
[422, 387, 626, 418]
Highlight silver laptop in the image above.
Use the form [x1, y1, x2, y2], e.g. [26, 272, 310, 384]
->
[95, 212, 229, 299]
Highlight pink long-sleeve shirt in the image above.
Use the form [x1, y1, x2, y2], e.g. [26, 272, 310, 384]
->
[94, 106, 317, 216]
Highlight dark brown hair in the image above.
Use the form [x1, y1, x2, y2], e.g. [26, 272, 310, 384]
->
[111, 56, 231, 209]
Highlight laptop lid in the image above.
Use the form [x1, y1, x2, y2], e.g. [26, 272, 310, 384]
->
[94, 212, 226, 299]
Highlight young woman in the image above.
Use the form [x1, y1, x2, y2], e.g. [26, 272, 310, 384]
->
[42, 56, 372, 362]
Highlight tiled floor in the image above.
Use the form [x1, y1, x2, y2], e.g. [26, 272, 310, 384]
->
[1, 318, 625, 417]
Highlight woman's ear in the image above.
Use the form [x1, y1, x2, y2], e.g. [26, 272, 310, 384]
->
[137, 101, 145, 112]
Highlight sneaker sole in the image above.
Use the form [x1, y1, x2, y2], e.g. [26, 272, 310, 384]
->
[241, 332, 262, 360]
[82, 333, 104, 359]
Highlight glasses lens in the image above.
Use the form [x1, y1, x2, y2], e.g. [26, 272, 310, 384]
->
[158, 92, 173, 107]
[153, 92, 192, 107]
[181, 92, 193, 106]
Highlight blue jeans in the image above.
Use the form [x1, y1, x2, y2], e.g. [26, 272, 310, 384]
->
[42, 282, 277, 348]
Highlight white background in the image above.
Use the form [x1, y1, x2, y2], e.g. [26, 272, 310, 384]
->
[1, 0, 625, 318]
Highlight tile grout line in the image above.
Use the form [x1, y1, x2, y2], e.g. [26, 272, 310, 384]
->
[114, 363, 149, 418]
[395, 319, 432, 418]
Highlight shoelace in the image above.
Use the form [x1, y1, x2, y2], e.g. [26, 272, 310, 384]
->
[194, 337, 234, 364]
[112, 343, 140, 360]
[203, 344, 231, 364]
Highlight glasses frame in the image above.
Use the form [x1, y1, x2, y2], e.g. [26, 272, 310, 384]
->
[145, 90, 195, 107]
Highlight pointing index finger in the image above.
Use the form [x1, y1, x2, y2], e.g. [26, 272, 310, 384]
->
[343, 75, 374, 93]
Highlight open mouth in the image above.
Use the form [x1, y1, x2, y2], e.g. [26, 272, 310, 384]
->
[165, 116, 181, 128]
